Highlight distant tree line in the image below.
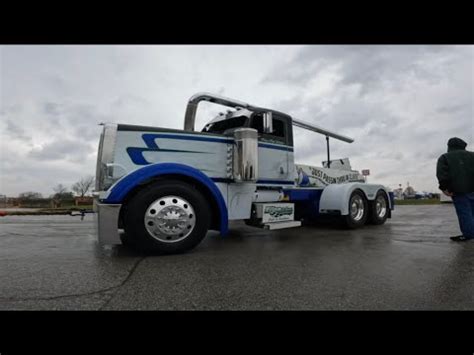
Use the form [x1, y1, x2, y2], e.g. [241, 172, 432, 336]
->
[15, 176, 95, 206]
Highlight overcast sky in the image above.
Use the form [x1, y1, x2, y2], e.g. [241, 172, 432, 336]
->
[0, 45, 473, 196]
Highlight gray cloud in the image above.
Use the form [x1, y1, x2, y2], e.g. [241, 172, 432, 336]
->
[436, 103, 469, 114]
[4, 119, 32, 142]
[28, 138, 94, 161]
[42, 102, 61, 116]
[263, 45, 455, 94]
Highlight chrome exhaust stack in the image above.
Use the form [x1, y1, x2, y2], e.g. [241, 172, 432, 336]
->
[184, 92, 251, 131]
[184, 92, 354, 143]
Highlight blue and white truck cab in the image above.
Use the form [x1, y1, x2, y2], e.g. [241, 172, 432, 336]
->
[94, 93, 394, 254]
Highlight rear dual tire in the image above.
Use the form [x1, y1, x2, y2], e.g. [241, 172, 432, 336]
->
[368, 190, 389, 225]
[343, 190, 368, 228]
[342, 189, 389, 228]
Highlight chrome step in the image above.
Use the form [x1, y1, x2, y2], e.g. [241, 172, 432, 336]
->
[263, 220, 302, 230]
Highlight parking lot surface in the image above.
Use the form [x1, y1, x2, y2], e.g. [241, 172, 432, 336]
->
[1, 205, 473, 310]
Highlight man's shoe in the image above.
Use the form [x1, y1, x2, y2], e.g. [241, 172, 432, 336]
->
[450, 235, 471, 242]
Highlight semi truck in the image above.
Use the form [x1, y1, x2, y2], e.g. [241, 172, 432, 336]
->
[94, 93, 394, 254]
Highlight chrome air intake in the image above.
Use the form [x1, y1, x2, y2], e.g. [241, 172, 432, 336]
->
[233, 128, 258, 182]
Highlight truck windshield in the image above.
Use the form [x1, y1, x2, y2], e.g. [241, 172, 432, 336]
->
[202, 116, 248, 134]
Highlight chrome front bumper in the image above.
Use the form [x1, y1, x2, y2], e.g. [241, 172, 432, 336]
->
[94, 201, 122, 245]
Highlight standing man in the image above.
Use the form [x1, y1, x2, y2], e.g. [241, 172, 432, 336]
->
[436, 137, 474, 241]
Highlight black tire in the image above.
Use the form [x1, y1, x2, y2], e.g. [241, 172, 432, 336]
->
[368, 190, 389, 225]
[342, 190, 368, 229]
[119, 232, 137, 248]
[122, 181, 210, 254]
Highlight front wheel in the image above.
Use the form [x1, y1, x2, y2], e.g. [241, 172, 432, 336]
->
[122, 181, 210, 254]
[342, 190, 368, 229]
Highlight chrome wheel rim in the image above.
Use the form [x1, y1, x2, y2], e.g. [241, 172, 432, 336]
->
[144, 196, 196, 243]
[375, 195, 387, 218]
[350, 195, 365, 221]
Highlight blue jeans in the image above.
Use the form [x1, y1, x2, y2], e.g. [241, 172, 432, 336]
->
[452, 192, 474, 239]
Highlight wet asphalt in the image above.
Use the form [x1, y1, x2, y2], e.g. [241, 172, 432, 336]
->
[0, 205, 473, 310]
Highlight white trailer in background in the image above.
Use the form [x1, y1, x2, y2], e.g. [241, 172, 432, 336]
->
[94, 93, 394, 254]
[440, 193, 453, 203]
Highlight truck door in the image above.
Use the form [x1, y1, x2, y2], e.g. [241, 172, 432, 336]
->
[249, 113, 294, 185]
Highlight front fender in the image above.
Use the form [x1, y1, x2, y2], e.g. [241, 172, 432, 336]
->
[100, 163, 229, 236]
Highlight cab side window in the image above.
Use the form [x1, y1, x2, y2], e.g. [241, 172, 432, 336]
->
[250, 114, 287, 145]
[272, 119, 285, 138]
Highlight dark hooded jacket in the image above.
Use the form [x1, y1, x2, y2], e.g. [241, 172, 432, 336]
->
[436, 137, 474, 194]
